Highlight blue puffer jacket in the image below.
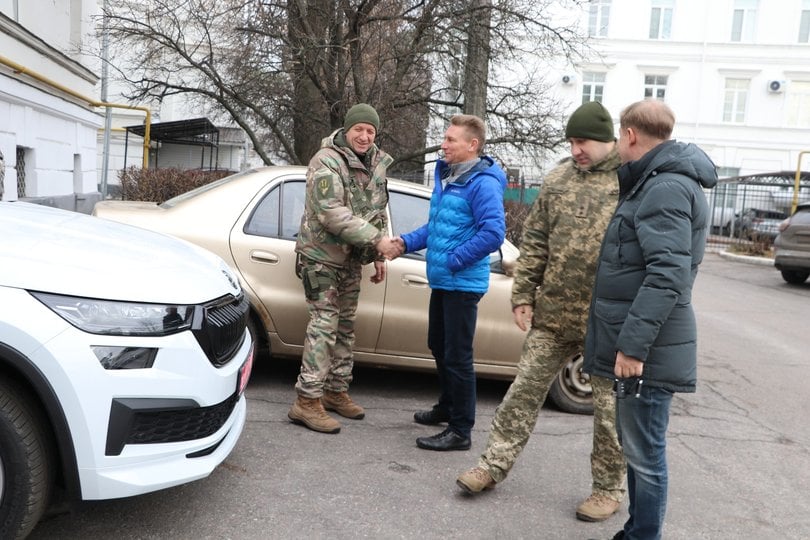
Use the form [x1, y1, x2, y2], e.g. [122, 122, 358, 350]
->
[584, 140, 718, 392]
[401, 156, 506, 293]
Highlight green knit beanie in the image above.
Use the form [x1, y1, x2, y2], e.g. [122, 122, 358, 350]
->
[344, 103, 380, 132]
[564, 101, 615, 142]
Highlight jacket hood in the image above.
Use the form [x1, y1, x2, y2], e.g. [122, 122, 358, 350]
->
[622, 140, 718, 195]
[436, 155, 508, 190]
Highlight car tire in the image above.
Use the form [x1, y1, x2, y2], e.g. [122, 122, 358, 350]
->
[781, 270, 810, 285]
[547, 354, 594, 415]
[0, 379, 53, 540]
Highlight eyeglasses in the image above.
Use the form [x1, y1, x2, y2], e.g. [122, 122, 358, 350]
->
[613, 378, 644, 399]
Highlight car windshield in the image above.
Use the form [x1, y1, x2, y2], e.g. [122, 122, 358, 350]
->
[160, 169, 259, 209]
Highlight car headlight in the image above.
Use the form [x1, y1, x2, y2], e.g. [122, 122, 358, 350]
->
[31, 292, 196, 336]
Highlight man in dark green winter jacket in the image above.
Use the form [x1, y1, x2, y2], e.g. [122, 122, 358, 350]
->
[584, 99, 718, 540]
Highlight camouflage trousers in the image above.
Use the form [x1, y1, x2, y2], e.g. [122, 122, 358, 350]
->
[478, 327, 626, 501]
[295, 258, 362, 399]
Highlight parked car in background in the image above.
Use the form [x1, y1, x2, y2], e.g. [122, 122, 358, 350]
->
[733, 208, 788, 241]
[0, 202, 253, 539]
[93, 166, 594, 415]
[774, 202, 810, 284]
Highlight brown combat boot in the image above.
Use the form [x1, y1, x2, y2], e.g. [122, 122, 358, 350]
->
[456, 467, 496, 494]
[576, 493, 621, 522]
[288, 396, 341, 433]
[321, 391, 365, 420]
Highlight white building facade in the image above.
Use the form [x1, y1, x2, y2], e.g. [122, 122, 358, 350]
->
[555, 0, 810, 178]
[0, 0, 102, 211]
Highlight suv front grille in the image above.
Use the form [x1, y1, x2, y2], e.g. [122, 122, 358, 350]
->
[192, 293, 249, 367]
[106, 394, 238, 456]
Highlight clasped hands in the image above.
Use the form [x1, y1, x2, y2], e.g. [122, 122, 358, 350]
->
[376, 235, 405, 260]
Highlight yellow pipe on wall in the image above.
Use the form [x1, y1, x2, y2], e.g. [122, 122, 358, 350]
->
[0, 54, 151, 168]
[794, 151, 809, 215]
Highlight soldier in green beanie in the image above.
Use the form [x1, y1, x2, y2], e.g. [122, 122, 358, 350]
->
[456, 101, 627, 524]
[290, 103, 401, 434]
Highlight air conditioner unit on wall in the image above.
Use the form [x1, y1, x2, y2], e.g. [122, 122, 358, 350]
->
[561, 74, 576, 85]
[767, 80, 786, 93]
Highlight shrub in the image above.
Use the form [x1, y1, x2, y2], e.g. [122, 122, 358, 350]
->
[504, 199, 531, 247]
[118, 167, 232, 203]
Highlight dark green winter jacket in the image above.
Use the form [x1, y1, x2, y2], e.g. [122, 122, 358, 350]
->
[583, 140, 718, 392]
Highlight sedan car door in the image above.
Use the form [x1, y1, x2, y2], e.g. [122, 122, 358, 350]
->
[228, 176, 384, 353]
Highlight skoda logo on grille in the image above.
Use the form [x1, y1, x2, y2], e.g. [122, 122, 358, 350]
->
[222, 269, 238, 291]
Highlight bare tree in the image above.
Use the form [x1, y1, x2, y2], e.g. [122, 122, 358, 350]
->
[102, 0, 588, 177]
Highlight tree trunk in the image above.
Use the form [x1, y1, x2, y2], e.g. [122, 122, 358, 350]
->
[463, 0, 492, 119]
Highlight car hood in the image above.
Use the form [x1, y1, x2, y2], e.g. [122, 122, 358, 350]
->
[0, 202, 241, 303]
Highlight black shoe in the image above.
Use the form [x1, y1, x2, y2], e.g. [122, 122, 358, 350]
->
[413, 406, 450, 425]
[416, 428, 471, 451]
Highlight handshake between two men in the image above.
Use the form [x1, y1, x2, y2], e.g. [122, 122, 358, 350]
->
[376, 235, 405, 260]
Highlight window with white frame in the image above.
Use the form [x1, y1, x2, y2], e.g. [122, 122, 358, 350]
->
[723, 78, 749, 123]
[588, 0, 611, 37]
[644, 74, 668, 100]
[800, 0, 810, 43]
[582, 72, 606, 104]
[731, 0, 757, 42]
[649, 0, 673, 39]
[786, 81, 810, 128]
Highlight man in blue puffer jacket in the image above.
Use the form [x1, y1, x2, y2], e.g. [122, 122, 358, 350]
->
[584, 99, 718, 540]
[400, 114, 507, 451]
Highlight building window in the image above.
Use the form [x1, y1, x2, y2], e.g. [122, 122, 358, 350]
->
[786, 81, 810, 128]
[716, 167, 740, 179]
[800, 0, 810, 43]
[644, 75, 668, 100]
[731, 0, 757, 42]
[588, 0, 611, 38]
[723, 78, 749, 123]
[582, 72, 606, 104]
[15, 146, 27, 198]
[649, 0, 673, 39]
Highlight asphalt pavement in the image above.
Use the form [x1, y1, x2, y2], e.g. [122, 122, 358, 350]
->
[29, 253, 810, 539]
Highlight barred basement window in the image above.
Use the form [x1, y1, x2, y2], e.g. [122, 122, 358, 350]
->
[16, 146, 26, 198]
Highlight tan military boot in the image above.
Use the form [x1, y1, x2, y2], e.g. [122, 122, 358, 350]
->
[322, 391, 365, 419]
[575, 493, 621, 522]
[456, 467, 496, 494]
[288, 396, 341, 433]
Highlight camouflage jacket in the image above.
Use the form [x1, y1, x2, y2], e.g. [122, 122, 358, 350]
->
[295, 129, 394, 267]
[512, 148, 621, 341]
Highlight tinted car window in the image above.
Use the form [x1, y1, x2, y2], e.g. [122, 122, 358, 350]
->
[244, 180, 305, 238]
[389, 190, 428, 259]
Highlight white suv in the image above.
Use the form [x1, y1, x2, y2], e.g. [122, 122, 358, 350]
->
[0, 202, 253, 539]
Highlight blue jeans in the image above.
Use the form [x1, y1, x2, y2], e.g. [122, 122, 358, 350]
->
[616, 384, 673, 540]
[427, 289, 482, 438]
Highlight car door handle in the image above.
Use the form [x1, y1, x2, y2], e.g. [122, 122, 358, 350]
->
[250, 250, 280, 264]
[401, 274, 429, 288]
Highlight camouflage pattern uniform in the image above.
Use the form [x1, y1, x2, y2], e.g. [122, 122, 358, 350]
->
[477, 149, 627, 503]
[294, 129, 393, 399]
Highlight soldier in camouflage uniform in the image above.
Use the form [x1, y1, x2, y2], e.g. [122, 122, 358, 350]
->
[288, 103, 401, 434]
[456, 102, 627, 523]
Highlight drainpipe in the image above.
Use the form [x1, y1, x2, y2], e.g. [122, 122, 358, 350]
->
[0, 54, 151, 168]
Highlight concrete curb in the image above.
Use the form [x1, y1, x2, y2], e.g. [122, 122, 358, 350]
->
[717, 249, 775, 266]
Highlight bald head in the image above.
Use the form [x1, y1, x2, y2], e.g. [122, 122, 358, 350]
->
[617, 100, 675, 163]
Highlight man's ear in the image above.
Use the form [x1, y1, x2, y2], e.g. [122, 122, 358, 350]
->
[625, 127, 638, 146]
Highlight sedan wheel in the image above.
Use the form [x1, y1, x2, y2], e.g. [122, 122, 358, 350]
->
[781, 270, 810, 285]
[547, 353, 594, 415]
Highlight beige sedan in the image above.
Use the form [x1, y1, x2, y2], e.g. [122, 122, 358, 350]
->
[93, 166, 592, 413]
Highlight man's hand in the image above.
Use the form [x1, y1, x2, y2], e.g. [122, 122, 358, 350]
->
[512, 304, 532, 332]
[370, 260, 385, 283]
[614, 350, 644, 378]
[376, 236, 404, 260]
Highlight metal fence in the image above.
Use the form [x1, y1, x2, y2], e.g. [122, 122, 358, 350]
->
[705, 171, 810, 252]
